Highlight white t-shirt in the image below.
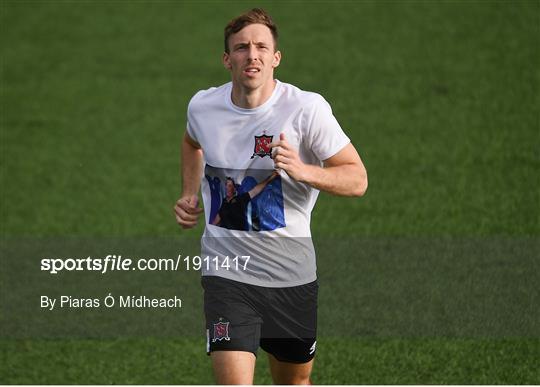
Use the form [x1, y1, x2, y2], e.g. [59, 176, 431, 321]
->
[187, 80, 350, 287]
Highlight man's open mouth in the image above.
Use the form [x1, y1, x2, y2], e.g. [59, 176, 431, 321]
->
[244, 67, 260, 74]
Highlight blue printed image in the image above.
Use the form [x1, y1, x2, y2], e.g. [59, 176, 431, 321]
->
[205, 166, 285, 232]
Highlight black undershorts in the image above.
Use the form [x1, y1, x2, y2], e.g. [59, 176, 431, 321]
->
[202, 275, 318, 364]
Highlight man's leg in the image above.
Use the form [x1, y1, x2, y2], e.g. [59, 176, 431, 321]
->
[211, 351, 256, 385]
[267, 353, 314, 385]
[260, 280, 319, 385]
[203, 277, 263, 384]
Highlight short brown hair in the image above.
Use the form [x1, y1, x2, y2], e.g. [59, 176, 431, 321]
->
[224, 8, 278, 53]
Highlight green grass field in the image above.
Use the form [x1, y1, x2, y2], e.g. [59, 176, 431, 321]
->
[1, 0, 539, 384]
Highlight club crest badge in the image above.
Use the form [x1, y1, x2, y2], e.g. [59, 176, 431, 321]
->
[212, 320, 230, 342]
[251, 134, 273, 159]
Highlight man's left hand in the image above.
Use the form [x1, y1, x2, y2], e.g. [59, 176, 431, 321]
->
[270, 133, 307, 182]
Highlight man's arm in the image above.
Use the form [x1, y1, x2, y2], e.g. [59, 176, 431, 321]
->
[271, 133, 367, 197]
[211, 213, 221, 226]
[173, 132, 204, 229]
[247, 171, 279, 199]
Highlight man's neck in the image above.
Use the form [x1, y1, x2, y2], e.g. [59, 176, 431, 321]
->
[231, 79, 276, 109]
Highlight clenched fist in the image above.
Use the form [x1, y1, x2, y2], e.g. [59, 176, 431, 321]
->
[173, 195, 203, 229]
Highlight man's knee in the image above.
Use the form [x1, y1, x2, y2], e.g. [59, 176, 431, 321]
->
[276, 374, 311, 385]
[268, 355, 314, 385]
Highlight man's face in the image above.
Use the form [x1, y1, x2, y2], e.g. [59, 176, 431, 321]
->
[225, 180, 236, 199]
[223, 23, 281, 91]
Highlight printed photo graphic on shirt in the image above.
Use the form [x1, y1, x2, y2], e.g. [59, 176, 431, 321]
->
[205, 165, 286, 232]
[251, 133, 273, 159]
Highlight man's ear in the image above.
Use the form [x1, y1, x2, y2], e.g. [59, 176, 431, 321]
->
[272, 50, 282, 69]
[223, 52, 232, 70]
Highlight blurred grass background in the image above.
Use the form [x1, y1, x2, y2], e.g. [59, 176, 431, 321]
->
[1, 0, 538, 384]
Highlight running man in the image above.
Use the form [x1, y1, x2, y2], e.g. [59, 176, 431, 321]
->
[174, 8, 367, 384]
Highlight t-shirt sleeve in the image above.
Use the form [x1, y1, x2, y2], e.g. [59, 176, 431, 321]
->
[304, 95, 350, 161]
[185, 92, 201, 143]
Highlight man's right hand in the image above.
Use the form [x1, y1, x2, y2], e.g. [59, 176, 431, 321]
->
[174, 195, 204, 229]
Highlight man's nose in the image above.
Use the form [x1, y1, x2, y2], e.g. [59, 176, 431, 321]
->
[247, 44, 258, 61]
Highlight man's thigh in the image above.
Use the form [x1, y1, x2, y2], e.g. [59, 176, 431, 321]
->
[260, 280, 318, 363]
[267, 352, 314, 385]
[211, 350, 256, 385]
[202, 276, 262, 354]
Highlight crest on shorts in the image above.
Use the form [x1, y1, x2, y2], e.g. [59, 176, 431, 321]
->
[251, 134, 273, 159]
[212, 320, 230, 342]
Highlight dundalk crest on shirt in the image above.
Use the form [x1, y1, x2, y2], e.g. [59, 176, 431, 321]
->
[251, 134, 273, 159]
